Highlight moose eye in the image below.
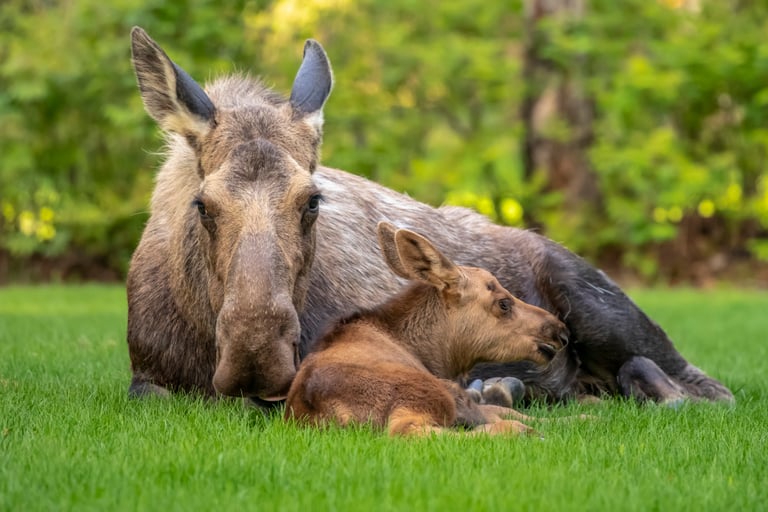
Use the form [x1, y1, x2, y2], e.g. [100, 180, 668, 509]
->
[193, 199, 209, 217]
[498, 298, 512, 313]
[192, 198, 216, 233]
[306, 194, 321, 214]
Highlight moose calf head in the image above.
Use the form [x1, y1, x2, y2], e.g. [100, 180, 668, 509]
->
[377, 222, 568, 374]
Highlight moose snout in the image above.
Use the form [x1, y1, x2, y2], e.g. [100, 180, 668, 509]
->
[213, 299, 300, 399]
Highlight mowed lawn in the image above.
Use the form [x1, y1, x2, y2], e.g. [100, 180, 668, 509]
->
[1, 285, 766, 511]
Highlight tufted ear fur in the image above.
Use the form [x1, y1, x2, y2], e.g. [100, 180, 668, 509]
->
[377, 221, 411, 280]
[130, 26, 215, 149]
[377, 222, 463, 292]
[290, 39, 333, 134]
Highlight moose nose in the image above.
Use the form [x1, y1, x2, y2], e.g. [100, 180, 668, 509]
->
[212, 352, 297, 399]
[212, 362, 245, 397]
[212, 308, 300, 398]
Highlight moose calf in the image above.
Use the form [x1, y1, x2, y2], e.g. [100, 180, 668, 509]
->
[285, 222, 568, 436]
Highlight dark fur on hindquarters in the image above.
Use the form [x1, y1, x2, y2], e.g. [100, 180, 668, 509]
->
[618, 356, 687, 403]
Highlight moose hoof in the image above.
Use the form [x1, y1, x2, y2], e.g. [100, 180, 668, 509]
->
[482, 382, 513, 408]
[465, 387, 483, 404]
[467, 379, 484, 393]
[482, 377, 525, 407]
[500, 377, 525, 403]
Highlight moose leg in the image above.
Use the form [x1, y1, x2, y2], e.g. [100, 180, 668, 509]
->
[537, 242, 735, 403]
[388, 408, 535, 436]
[387, 407, 449, 437]
[440, 382, 542, 436]
[473, 405, 540, 435]
[672, 363, 735, 403]
[479, 403, 595, 425]
[617, 356, 686, 404]
[471, 420, 538, 436]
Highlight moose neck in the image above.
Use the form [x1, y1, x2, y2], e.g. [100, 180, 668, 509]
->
[367, 284, 472, 380]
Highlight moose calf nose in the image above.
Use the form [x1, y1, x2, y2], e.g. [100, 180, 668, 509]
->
[541, 322, 569, 350]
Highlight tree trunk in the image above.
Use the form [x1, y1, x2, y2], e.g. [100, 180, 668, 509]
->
[521, 0, 599, 225]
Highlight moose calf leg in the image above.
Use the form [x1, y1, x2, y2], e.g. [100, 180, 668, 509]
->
[387, 407, 448, 437]
[477, 403, 538, 423]
[471, 420, 538, 436]
[617, 356, 687, 404]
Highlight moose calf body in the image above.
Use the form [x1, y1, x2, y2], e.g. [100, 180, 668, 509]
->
[286, 222, 566, 435]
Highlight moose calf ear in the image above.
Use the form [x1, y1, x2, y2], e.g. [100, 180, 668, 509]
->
[290, 39, 333, 133]
[130, 26, 215, 146]
[394, 229, 463, 291]
[377, 221, 412, 280]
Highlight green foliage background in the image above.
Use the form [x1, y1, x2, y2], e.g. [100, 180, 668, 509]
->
[1, 0, 767, 281]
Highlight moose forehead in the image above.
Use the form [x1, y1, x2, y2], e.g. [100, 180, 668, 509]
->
[226, 139, 295, 186]
[201, 106, 320, 178]
[198, 139, 316, 210]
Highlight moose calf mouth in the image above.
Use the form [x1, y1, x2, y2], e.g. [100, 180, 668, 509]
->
[538, 342, 560, 360]
[536, 326, 569, 361]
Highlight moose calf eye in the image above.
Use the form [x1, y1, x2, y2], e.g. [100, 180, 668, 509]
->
[498, 298, 512, 313]
[196, 201, 207, 216]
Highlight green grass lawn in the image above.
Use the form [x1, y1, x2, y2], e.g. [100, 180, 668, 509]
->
[1, 285, 766, 511]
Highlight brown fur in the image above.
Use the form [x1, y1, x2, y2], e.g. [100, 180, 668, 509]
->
[126, 28, 734, 405]
[285, 223, 565, 435]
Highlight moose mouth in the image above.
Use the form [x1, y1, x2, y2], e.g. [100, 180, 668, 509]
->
[259, 394, 288, 402]
[247, 397, 285, 410]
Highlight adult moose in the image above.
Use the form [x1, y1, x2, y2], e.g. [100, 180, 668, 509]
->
[286, 222, 567, 436]
[126, 27, 733, 406]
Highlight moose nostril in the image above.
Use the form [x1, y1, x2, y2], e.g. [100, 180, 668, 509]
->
[559, 330, 570, 347]
[293, 343, 301, 369]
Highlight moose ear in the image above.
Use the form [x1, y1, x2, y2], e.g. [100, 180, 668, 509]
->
[377, 221, 412, 280]
[290, 39, 333, 133]
[393, 229, 463, 291]
[130, 26, 215, 146]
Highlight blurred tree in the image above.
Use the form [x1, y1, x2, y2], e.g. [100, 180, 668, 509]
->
[0, 0, 766, 283]
[0, 0, 253, 278]
[521, 0, 599, 231]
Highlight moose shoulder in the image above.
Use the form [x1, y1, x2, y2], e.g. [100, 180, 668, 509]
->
[126, 27, 734, 405]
